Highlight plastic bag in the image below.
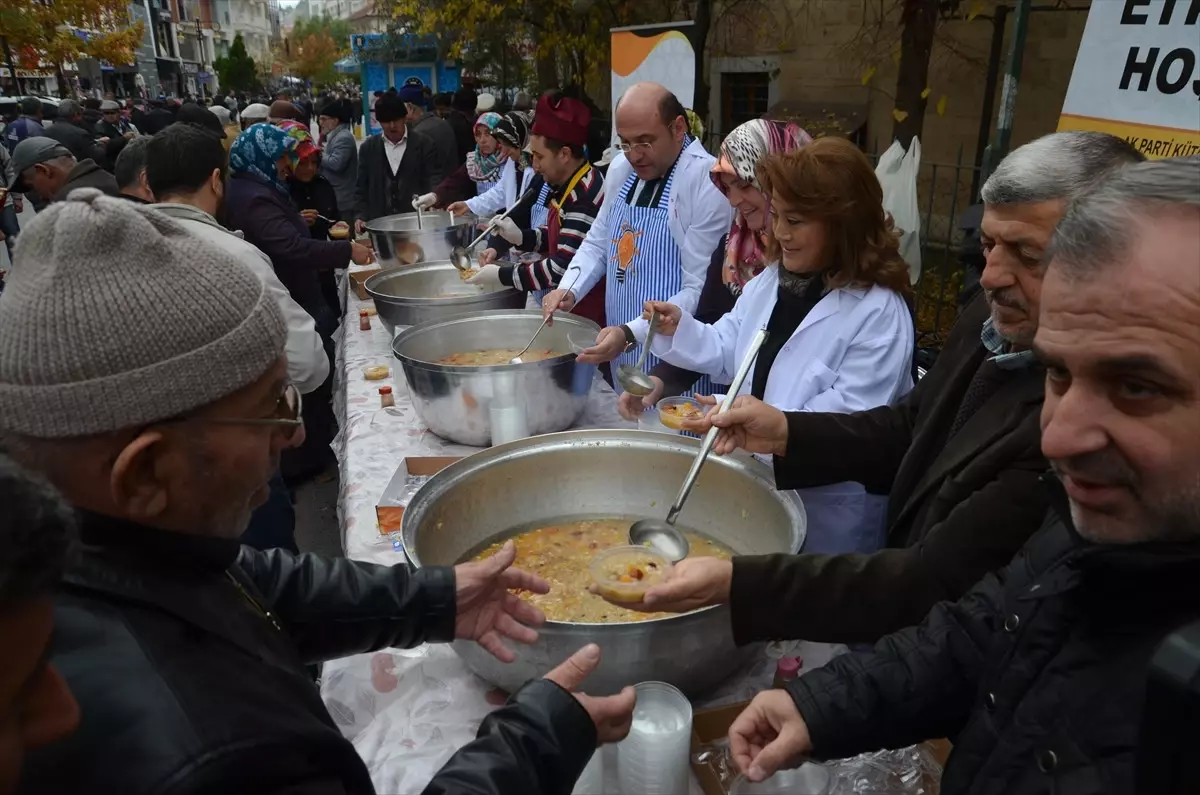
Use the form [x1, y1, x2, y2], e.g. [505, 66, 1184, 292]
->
[875, 137, 922, 285]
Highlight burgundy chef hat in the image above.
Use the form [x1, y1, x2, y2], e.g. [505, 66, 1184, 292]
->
[531, 91, 590, 148]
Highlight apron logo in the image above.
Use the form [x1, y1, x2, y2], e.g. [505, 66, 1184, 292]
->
[611, 222, 643, 284]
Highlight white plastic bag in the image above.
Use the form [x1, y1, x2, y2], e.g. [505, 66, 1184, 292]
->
[875, 137, 922, 285]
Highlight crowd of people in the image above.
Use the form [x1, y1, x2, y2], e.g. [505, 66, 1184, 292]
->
[0, 73, 1197, 795]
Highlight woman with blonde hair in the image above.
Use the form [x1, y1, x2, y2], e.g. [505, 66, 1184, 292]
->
[643, 136, 915, 554]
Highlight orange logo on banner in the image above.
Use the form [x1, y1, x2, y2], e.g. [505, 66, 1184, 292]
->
[611, 223, 643, 282]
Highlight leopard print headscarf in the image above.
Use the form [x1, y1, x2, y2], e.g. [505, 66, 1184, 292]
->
[710, 120, 812, 294]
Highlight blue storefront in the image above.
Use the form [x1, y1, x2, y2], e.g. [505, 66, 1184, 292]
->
[349, 34, 461, 136]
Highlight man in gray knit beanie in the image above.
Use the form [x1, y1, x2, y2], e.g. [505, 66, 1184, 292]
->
[4, 191, 629, 795]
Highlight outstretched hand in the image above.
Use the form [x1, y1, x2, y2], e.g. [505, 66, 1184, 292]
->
[453, 541, 549, 663]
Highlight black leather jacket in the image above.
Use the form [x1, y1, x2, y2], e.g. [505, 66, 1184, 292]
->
[786, 481, 1200, 794]
[18, 512, 596, 795]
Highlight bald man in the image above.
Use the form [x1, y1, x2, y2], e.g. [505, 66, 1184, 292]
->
[542, 82, 733, 394]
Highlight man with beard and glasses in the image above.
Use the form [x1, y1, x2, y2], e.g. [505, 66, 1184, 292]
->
[722, 154, 1200, 795]
[4, 190, 635, 795]
[619, 132, 1145, 646]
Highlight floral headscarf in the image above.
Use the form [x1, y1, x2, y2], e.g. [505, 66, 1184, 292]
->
[466, 111, 505, 183]
[275, 119, 320, 161]
[710, 120, 813, 294]
[230, 122, 299, 194]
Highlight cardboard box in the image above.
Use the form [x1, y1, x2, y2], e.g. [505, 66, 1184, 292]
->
[689, 699, 950, 794]
[349, 267, 382, 301]
[375, 456, 462, 535]
[691, 700, 752, 795]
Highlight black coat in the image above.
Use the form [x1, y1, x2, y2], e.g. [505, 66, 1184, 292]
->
[227, 171, 350, 336]
[729, 292, 1049, 644]
[44, 120, 105, 165]
[787, 486, 1200, 794]
[354, 130, 442, 223]
[19, 512, 598, 795]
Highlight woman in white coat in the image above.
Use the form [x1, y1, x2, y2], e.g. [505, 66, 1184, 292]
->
[446, 111, 536, 218]
[644, 137, 915, 555]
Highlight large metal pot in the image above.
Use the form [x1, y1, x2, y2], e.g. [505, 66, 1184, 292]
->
[392, 310, 600, 446]
[366, 261, 526, 335]
[365, 211, 473, 269]
[401, 429, 806, 697]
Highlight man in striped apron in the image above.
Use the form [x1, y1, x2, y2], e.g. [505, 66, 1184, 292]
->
[543, 82, 733, 394]
[467, 91, 607, 327]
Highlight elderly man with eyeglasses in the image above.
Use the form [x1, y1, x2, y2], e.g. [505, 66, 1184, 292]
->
[1, 189, 636, 795]
[542, 82, 733, 389]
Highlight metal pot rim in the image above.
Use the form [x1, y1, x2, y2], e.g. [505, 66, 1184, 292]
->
[364, 211, 472, 233]
[391, 309, 602, 374]
[365, 266, 523, 309]
[399, 428, 806, 628]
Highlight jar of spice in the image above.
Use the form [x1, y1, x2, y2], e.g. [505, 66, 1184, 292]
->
[359, 308, 371, 331]
[378, 386, 395, 408]
[772, 656, 802, 689]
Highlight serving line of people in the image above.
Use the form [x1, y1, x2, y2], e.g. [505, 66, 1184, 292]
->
[582, 141, 1200, 792]
[0, 190, 638, 795]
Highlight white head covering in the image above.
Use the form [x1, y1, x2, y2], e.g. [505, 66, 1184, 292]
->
[475, 93, 497, 115]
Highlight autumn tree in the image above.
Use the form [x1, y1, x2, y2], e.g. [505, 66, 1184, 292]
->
[290, 12, 354, 51]
[214, 33, 258, 93]
[0, 0, 144, 95]
[291, 32, 342, 86]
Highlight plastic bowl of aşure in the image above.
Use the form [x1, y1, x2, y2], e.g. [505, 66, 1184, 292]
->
[589, 545, 672, 604]
[657, 396, 705, 431]
[329, 221, 350, 239]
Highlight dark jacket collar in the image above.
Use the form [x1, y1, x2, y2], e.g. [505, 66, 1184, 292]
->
[77, 509, 241, 573]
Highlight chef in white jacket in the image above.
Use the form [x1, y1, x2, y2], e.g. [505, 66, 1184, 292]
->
[541, 83, 733, 393]
[645, 137, 915, 554]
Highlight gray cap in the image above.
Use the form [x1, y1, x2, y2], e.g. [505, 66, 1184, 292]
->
[209, 104, 231, 126]
[0, 189, 288, 438]
[242, 102, 270, 121]
[9, 137, 74, 192]
[100, 100, 121, 112]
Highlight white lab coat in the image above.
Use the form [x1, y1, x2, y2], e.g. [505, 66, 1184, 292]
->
[466, 158, 536, 216]
[651, 265, 915, 554]
[562, 140, 733, 340]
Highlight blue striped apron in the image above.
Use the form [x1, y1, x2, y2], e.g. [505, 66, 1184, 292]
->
[527, 182, 553, 304]
[604, 169, 717, 398]
[475, 177, 499, 196]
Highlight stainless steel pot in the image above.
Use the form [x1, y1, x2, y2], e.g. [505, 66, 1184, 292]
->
[366, 261, 526, 335]
[365, 211, 473, 269]
[401, 429, 806, 697]
[392, 310, 600, 446]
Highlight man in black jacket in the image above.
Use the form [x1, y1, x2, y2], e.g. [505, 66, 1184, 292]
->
[1, 190, 634, 795]
[0, 456, 80, 795]
[43, 100, 106, 166]
[631, 132, 1146, 645]
[353, 92, 442, 232]
[723, 156, 1200, 794]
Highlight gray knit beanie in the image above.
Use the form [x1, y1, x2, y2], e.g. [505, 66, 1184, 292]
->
[0, 188, 287, 438]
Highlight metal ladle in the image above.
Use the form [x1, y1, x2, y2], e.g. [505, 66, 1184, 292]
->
[615, 311, 659, 396]
[449, 185, 538, 272]
[509, 272, 581, 364]
[412, 195, 424, 230]
[629, 328, 769, 562]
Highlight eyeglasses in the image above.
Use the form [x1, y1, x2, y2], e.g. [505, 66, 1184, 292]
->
[614, 141, 654, 154]
[163, 383, 304, 438]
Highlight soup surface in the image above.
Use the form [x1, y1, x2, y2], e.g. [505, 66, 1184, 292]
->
[470, 518, 733, 622]
[436, 348, 557, 366]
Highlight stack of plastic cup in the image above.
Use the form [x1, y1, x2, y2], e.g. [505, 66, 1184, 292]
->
[617, 681, 693, 795]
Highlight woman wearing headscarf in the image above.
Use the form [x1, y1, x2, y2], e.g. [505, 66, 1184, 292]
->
[640, 137, 915, 555]
[445, 111, 537, 219]
[617, 119, 813, 418]
[415, 111, 506, 209]
[225, 123, 371, 338]
[281, 120, 343, 315]
[225, 123, 371, 483]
